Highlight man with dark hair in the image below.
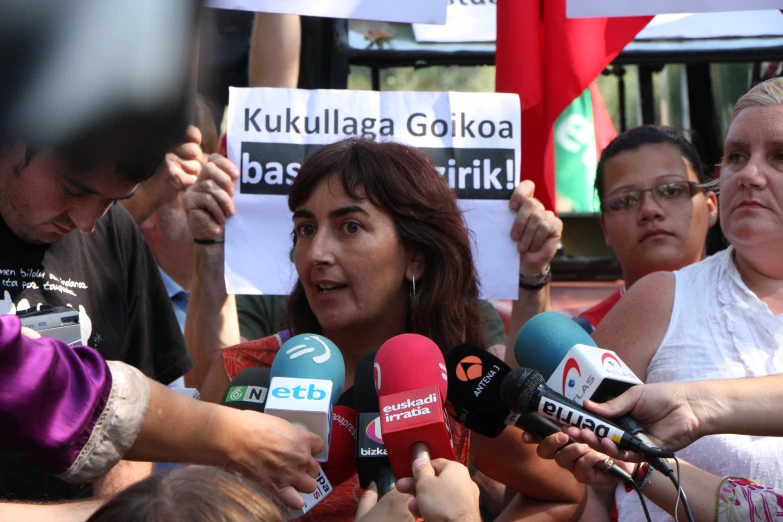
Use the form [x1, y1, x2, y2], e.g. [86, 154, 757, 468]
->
[0, 142, 192, 501]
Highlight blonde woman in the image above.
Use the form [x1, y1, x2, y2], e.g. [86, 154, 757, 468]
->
[587, 77, 783, 521]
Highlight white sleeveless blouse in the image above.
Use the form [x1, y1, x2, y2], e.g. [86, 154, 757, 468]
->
[615, 247, 783, 522]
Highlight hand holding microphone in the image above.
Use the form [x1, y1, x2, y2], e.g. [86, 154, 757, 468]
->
[219, 367, 324, 510]
[581, 382, 709, 454]
[500, 367, 673, 474]
[395, 458, 481, 522]
[535, 432, 636, 487]
[514, 312, 675, 475]
[444, 343, 633, 484]
[267, 333, 346, 462]
[354, 482, 415, 522]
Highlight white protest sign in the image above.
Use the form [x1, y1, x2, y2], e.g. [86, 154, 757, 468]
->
[224, 88, 521, 300]
[413, 0, 496, 42]
[205, 0, 448, 25]
[568, 0, 783, 18]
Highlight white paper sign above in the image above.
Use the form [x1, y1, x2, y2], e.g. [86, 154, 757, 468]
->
[224, 87, 521, 300]
[567, 0, 783, 18]
[413, 0, 497, 42]
[205, 0, 448, 25]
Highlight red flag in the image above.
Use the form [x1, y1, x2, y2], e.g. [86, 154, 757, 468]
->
[496, 0, 651, 211]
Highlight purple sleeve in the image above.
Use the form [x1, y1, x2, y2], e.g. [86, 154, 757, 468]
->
[0, 315, 112, 475]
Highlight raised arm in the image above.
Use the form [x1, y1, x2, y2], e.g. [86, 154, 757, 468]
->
[183, 154, 241, 389]
[505, 181, 563, 368]
[248, 13, 301, 89]
[121, 125, 203, 225]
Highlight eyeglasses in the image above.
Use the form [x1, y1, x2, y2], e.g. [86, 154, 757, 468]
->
[602, 181, 703, 213]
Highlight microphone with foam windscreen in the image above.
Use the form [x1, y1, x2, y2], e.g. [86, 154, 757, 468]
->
[220, 366, 333, 521]
[446, 344, 575, 438]
[323, 406, 358, 487]
[500, 368, 674, 455]
[374, 334, 455, 479]
[501, 367, 675, 475]
[444, 344, 633, 484]
[515, 312, 641, 404]
[354, 349, 396, 497]
[267, 333, 345, 463]
[514, 312, 673, 475]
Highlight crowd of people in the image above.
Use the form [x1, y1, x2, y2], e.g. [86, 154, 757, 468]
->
[2, 6, 783, 522]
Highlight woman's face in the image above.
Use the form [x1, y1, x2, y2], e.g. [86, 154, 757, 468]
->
[600, 142, 717, 284]
[720, 105, 783, 249]
[293, 175, 411, 334]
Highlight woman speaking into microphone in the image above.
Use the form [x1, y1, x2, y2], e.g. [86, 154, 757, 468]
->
[185, 137, 584, 521]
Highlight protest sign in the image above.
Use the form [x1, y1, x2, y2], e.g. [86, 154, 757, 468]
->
[413, 0, 496, 42]
[205, 0, 448, 25]
[224, 88, 521, 300]
[567, 0, 783, 18]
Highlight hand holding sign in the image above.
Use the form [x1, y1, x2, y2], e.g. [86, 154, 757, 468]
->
[184, 154, 240, 241]
[509, 181, 563, 276]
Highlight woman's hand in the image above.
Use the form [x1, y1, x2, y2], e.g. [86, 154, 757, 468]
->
[582, 381, 710, 453]
[509, 180, 563, 276]
[354, 482, 415, 522]
[184, 154, 239, 241]
[536, 432, 635, 487]
[395, 458, 481, 522]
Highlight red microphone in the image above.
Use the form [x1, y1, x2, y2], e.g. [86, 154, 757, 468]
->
[323, 406, 358, 487]
[374, 334, 455, 479]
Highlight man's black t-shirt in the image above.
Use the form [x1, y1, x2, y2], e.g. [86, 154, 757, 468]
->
[0, 204, 192, 501]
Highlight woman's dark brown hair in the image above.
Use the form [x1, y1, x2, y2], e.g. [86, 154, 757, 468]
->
[286, 137, 487, 353]
[86, 466, 283, 522]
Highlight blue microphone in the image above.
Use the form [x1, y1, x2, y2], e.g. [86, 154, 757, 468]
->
[515, 311, 596, 379]
[266, 333, 346, 462]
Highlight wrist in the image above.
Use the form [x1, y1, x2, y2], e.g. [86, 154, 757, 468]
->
[194, 237, 225, 245]
[519, 265, 551, 290]
[214, 407, 250, 470]
[195, 241, 226, 272]
[696, 380, 731, 438]
[519, 261, 551, 277]
[120, 185, 159, 224]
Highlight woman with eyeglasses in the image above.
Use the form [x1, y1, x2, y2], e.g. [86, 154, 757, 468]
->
[583, 79, 783, 522]
[573, 125, 719, 333]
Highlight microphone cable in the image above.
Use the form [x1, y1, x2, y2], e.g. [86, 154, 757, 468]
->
[621, 456, 694, 522]
[668, 456, 695, 522]
[627, 476, 653, 522]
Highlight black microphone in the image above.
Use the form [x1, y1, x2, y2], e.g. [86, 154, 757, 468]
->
[500, 367, 674, 474]
[354, 350, 396, 497]
[445, 345, 633, 484]
[220, 368, 271, 411]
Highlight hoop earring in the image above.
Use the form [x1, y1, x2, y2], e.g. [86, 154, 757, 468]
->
[409, 274, 418, 299]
